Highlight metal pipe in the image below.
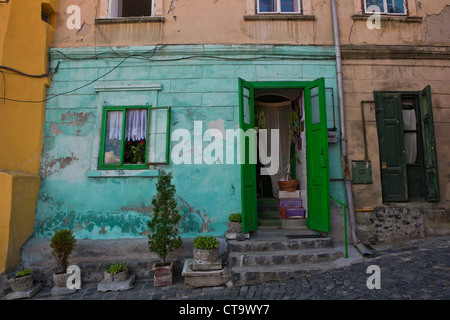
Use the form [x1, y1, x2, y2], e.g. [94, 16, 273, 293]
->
[330, 196, 348, 259]
[330, 0, 373, 256]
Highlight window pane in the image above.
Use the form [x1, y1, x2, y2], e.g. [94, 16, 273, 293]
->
[259, 0, 276, 13]
[387, 0, 405, 13]
[365, 0, 385, 13]
[149, 109, 168, 163]
[310, 86, 320, 124]
[121, 0, 152, 17]
[104, 111, 123, 164]
[123, 109, 147, 164]
[280, 0, 295, 12]
[243, 88, 251, 125]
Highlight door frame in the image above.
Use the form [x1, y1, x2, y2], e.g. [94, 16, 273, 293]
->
[238, 79, 331, 233]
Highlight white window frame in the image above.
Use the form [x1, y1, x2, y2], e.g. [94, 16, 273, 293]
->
[109, 0, 155, 18]
[257, 0, 302, 14]
[363, 0, 407, 15]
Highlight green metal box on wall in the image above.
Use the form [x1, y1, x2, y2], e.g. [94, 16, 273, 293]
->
[351, 160, 372, 184]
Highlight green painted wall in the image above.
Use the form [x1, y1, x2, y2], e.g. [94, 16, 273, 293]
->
[35, 45, 344, 239]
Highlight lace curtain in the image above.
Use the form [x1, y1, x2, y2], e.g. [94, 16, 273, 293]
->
[107, 109, 147, 141]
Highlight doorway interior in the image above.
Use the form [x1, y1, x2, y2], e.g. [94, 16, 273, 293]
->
[254, 88, 308, 227]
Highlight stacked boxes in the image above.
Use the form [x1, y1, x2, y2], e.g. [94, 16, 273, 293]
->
[279, 190, 306, 219]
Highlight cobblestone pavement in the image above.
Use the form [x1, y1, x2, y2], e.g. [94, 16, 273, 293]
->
[10, 236, 450, 301]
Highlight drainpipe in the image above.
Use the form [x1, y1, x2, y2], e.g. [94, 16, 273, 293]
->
[330, 0, 373, 256]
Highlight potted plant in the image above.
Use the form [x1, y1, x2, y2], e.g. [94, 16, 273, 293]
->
[193, 235, 220, 263]
[9, 269, 33, 292]
[104, 261, 128, 283]
[227, 213, 242, 233]
[50, 229, 77, 288]
[147, 170, 182, 286]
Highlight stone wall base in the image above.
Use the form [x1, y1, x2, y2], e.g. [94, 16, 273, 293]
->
[356, 206, 450, 245]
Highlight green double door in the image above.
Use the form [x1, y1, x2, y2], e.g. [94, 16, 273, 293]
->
[239, 78, 330, 233]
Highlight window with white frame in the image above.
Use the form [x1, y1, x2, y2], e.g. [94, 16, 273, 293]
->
[364, 0, 407, 15]
[110, 0, 153, 18]
[257, 0, 302, 14]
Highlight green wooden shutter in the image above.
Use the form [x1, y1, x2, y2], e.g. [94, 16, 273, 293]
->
[305, 78, 330, 232]
[375, 92, 408, 202]
[239, 78, 258, 233]
[419, 86, 440, 202]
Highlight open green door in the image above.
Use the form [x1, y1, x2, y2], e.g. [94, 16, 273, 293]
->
[304, 78, 331, 232]
[239, 78, 258, 233]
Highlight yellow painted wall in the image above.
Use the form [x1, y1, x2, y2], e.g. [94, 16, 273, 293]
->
[0, 0, 57, 273]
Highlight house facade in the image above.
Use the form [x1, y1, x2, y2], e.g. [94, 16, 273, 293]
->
[5, 0, 448, 269]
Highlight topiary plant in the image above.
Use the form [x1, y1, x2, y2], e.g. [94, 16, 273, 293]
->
[50, 229, 77, 274]
[193, 236, 219, 250]
[147, 170, 182, 266]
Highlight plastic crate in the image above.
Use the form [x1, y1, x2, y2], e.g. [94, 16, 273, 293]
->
[279, 198, 302, 208]
[287, 208, 306, 218]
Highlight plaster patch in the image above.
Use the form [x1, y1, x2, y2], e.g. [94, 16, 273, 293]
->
[50, 123, 62, 136]
[424, 5, 450, 44]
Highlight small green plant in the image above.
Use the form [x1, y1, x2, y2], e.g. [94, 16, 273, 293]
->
[147, 170, 182, 266]
[50, 229, 77, 273]
[228, 213, 242, 223]
[193, 236, 220, 250]
[107, 261, 127, 275]
[14, 269, 32, 278]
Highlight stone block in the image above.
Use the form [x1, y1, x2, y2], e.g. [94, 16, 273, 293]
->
[182, 259, 229, 288]
[97, 275, 135, 292]
[5, 283, 43, 300]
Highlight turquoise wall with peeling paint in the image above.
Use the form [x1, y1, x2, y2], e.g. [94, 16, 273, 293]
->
[35, 45, 344, 239]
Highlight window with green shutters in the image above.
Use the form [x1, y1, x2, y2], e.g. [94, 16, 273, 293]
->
[374, 86, 440, 202]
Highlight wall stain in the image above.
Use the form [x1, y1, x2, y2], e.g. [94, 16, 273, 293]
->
[40, 153, 79, 178]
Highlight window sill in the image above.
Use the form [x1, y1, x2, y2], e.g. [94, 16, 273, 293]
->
[352, 14, 423, 23]
[87, 169, 160, 178]
[244, 14, 315, 21]
[95, 16, 165, 25]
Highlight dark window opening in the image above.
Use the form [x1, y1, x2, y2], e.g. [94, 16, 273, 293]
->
[113, 0, 152, 17]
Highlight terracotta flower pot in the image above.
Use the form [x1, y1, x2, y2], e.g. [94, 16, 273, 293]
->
[152, 262, 173, 287]
[228, 221, 242, 233]
[104, 269, 129, 283]
[193, 248, 220, 263]
[53, 272, 71, 288]
[9, 274, 33, 292]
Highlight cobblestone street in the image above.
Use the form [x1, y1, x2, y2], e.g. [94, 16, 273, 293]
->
[19, 236, 449, 301]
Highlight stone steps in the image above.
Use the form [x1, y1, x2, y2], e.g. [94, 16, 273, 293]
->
[227, 229, 344, 286]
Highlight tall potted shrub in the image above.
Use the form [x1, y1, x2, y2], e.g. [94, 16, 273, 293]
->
[147, 170, 182, 286]
[50, 229, 77, 288]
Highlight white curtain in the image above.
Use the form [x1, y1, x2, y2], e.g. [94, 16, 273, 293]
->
[126, 109, 147, 141]
[402, 109, 417, 165]
[107, 111, 123, 140]
[256, 100, 292, 198]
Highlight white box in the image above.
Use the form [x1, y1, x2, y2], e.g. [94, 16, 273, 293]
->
[279, 190, 301, 199]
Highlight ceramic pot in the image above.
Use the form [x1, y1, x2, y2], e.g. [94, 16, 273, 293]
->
[152, 262, 173, 287]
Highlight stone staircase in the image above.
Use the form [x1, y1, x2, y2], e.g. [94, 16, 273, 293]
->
[227, 228, 345, 286]
[257, 197, 307, 229]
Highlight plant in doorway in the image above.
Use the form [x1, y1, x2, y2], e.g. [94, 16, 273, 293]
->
[147, 170, 182, 286]
[50, 229, 77, 288]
